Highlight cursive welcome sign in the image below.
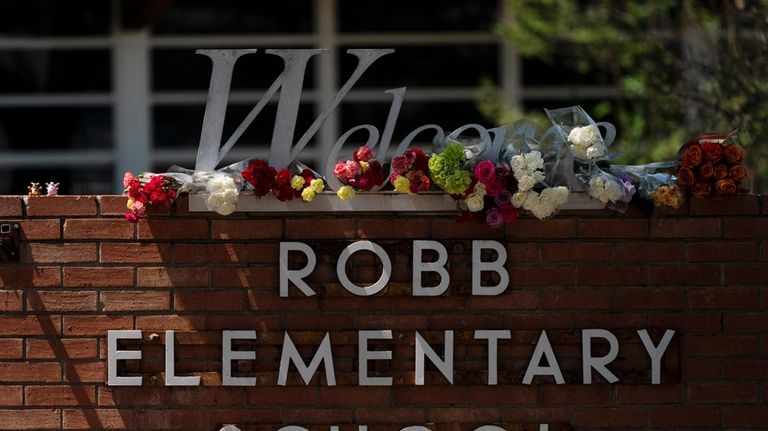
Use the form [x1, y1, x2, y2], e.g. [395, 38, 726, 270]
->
[194, 48, 508, 189]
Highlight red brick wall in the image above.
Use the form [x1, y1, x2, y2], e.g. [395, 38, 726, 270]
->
[0, 194, 766, 431]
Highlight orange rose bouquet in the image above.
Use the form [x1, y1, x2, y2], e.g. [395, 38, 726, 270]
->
[676, 133, 748, 198]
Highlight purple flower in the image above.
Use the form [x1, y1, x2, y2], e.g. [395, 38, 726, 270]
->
[485, 207, 504, 229]
[622, 180, 636, 202]
[494, 189, 512, 207]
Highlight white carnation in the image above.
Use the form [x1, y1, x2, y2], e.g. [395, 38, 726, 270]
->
[523, 151, 544, 171]
[217, 202, 237, 216]
[568, 125, 599, 147]
[207, 191, 226, 208]
[512, 192, 527, 208]
[510, 155, 526, 173]
[588, 175, 623, 203]
[205, 173, 240, 215]
[586, 142, 606, 159]
[518, 175, 536, 192]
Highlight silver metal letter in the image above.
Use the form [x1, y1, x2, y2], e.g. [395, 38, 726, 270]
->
[412, 240, 450, 296]
[474, 330, 512, 385]
[222, 330, 257, 386]
[638, 329, 675, 384]
[107, 330, 142, 386]
[278, 332, 336, 386]
[336, 241, 391, 296]
[165, 330, 201, 386]
[358, 330, 393, 386]
[522, 330, 565, 385]
[582, 329, 619, 384]
[280, 242, 317, 297]
[472, 240, 509, 296]
[415, 331, 454, 385]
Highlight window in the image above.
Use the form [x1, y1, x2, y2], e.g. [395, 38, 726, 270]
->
[0, 0, 618, 194]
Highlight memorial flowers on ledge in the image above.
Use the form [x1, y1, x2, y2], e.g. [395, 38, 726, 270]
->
[676, 133, 748, 198]
[291, 168, 325, 203]
[242, 160, 277, 197]
[389, 147, 431, 194]
[333, 146, 385, 200]
[123, 172, 180, 223]
[459, 160, 519, 228]
[509, 151, 569, 220]
[204, 173, 240, 215]
[428, 143, 472, 196]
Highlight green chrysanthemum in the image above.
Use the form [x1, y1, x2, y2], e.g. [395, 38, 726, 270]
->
[428, 143, 471, 195]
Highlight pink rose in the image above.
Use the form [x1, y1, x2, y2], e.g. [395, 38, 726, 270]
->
[474, 160, 497, 185]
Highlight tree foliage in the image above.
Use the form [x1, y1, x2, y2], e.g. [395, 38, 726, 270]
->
[489, 0, 768, 190]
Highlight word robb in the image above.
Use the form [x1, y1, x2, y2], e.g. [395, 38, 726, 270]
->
[107, 240, 676, 387]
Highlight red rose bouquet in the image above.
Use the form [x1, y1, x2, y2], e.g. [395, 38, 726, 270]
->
[389, 147, 431, 194]
[676, 133, 748, 198]
[333, 146, 385, 200]
[123, 172, 180, 223]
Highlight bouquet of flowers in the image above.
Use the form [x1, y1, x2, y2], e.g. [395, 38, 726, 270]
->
[333, 146, 385, 200]
[204, 172, 241, 215]
[459, 160, 519, 228]
[389, 147, 431, 194]
[242, 160, 277, 197]
[509, 151, 569, 219]
[546, 106, 609, 162]
[290, 168, 326, 203]
[676, 133, 748, 197]
[585, 169, 626, 206]
[428, 142, 472, 196]
[242, 159, 326, 203]
[123, 172, 180, 223]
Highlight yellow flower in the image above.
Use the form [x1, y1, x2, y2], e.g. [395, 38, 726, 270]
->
[359, 161, 370, 171]
[301, 188, 316, 203]
[337, 185, 356, 200]
[290, 175, 305, 191]
[393, 175, 412, 194]
[310, 178, 325, 192]
[126, 198, 134, 209]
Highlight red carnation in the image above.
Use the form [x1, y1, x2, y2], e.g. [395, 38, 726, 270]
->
[242, 160, 277, 197]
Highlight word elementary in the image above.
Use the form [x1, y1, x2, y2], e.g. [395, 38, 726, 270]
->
[107, 240, 676, 387]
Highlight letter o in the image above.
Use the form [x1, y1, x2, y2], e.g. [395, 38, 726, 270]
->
[337, 241, 391, 296]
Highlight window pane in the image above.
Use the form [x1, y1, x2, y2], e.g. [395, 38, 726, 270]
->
[153, 103, 317, 149]
[0, 50, 111, 93]
[0, 0, 110, 36]
[339, 0, 499, 32]
[339, 45, 499, 87]
[0, 107, 111, 150]
[153, 49, 316, 91]
[148, 0, 313, 34]
[0, 167, 112, 195]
